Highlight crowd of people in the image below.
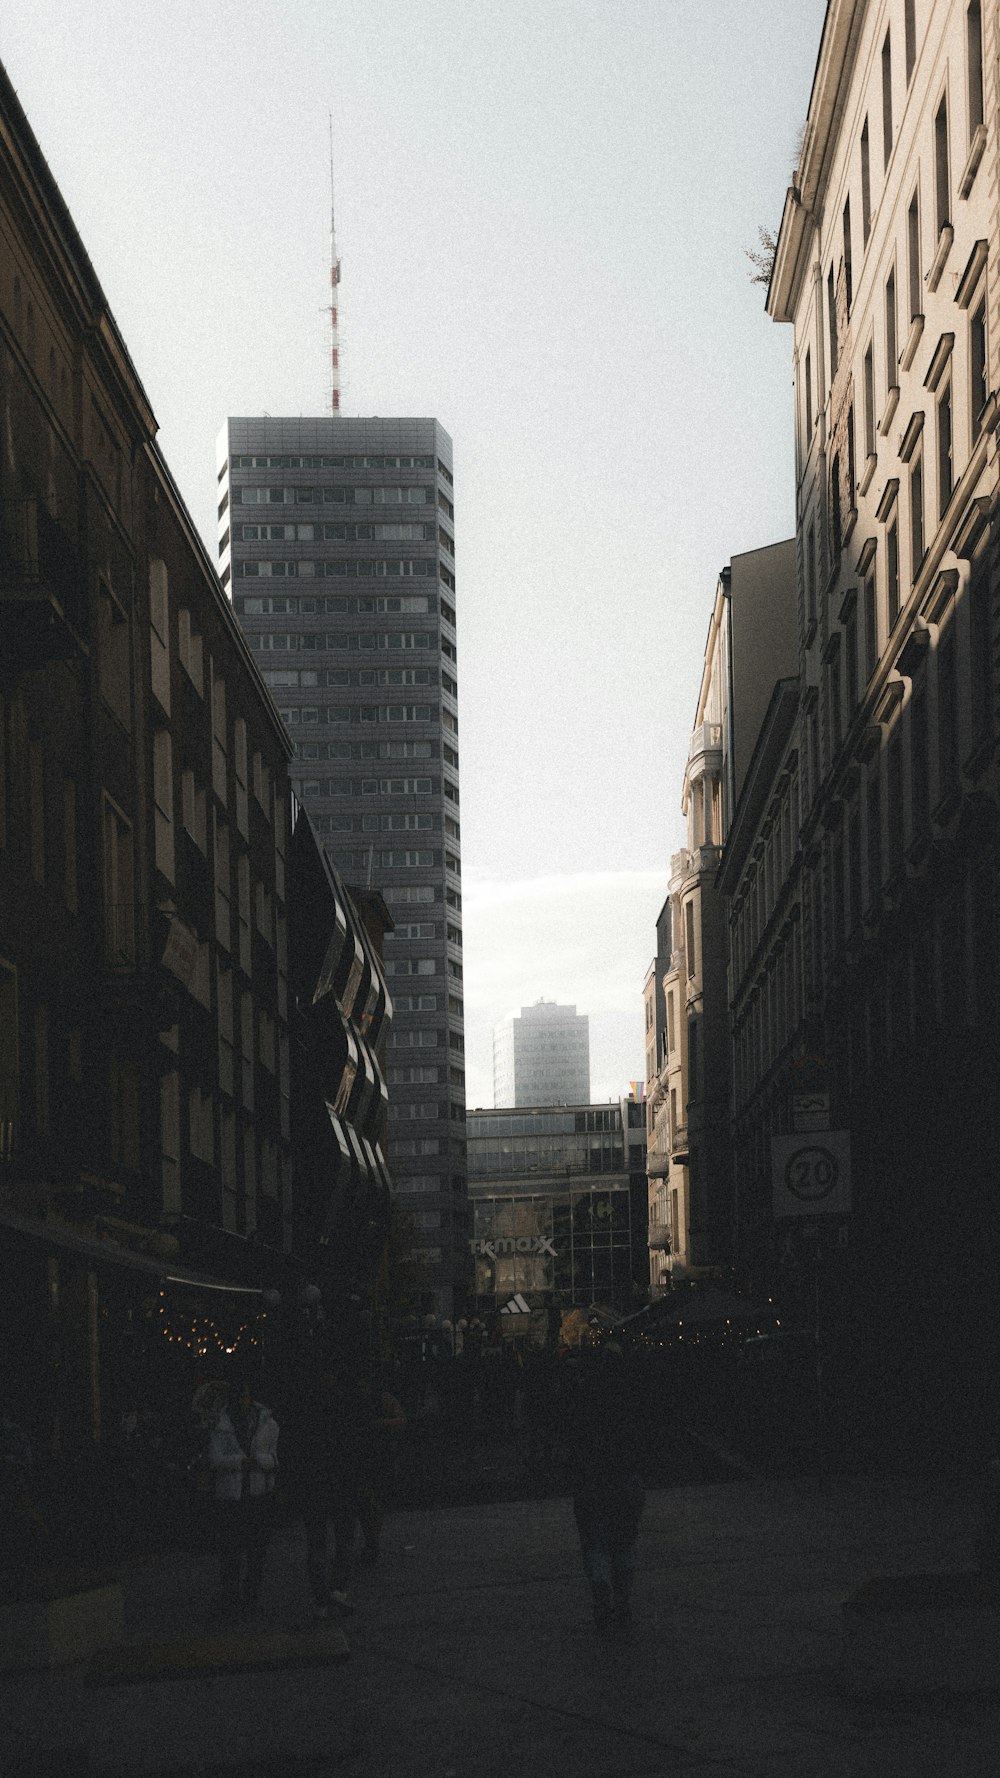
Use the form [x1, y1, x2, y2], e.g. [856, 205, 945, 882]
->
[189, 1356, 407, 1624]
[2, 1339, 650, 1638]
[188, 1339, 646, 1636]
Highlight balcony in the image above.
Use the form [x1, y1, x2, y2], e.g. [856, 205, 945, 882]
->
[671, 1124, 689, 1161]
[648, 1220, 671, 1251]
[0, 497, 88, 669]
[647, 1152, 670, 1178]
[688, 722, 722, 764]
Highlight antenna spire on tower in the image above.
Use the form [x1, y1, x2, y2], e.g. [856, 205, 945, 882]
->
[329, 114, 341, 414]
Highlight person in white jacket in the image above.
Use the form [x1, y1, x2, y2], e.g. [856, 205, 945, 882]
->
[207, 1372, 279, 1616]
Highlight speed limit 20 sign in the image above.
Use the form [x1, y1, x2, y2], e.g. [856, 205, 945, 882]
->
[771, 1131, 852, 1219]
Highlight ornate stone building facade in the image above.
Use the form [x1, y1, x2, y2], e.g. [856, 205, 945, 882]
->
[767, 0, 1000, 1444]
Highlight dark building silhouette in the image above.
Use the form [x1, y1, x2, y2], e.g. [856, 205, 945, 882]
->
[0, 60, 392, 1462]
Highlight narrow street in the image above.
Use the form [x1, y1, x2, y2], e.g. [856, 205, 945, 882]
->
[3, 1460, 997, 1778]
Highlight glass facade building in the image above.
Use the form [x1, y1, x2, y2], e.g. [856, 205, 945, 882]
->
[492, 999, 590, 1106]
[217, 418, 467, 1314]
[467, 1104, 634, 1315]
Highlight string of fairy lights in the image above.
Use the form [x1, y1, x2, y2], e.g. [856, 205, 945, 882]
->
[154, 1288, 782, 1358]
[157, 1289, 264, 1358]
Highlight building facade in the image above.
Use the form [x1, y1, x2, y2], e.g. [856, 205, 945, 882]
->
[287, 804, 394, 1302]
[492, 998, 591, 1106]
[466, 1101, 636, 1330]
[717, 680, 804, 1292]
[0, 61, 394, 1463]
[645, 543, 796, 1289]
[217, 417, 467, 1316]
[767, 0, 1000, 1445]
[643, 898, 673, 1294]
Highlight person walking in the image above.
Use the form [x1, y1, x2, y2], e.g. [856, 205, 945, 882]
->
[296, 1362, 366, 1620]
[569, 1341, 644, 1634]
[354, 1369, 406, 1565]
[207, 1368, 279, 1619]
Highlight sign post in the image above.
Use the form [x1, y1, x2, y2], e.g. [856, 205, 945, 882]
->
[771, 1126, 852, 1485]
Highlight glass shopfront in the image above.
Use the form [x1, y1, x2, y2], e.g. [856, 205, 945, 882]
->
[470, 1183, 632, 1311]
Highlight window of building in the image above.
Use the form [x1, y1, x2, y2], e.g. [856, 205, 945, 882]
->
[218, 965, 234, 1097]
[863, 340, 876, 460]
[181, 770, 207, 853]
[98, 581, 131, 729]
[907, 188, 921, 323]
[828, 265, 838, 379]
[857, 572, 871, 682]
[861, 119, 871, 244]
[234, 718, 249, 838]
[843, 197, 853, 311]
[149, 559, 170, 716]
[831, 451, 843, 558]
[885, 266, 898, 396]
[240, 990, 254, 1109]
[153, 730, 174, 882]
[237, 854, 251, 976]
[685, 900, 697, 979]
[804, 347, 813, 440]
[212, 673, 227, 803]
[886, 507, 900, 630]
[937, 376, 954, 515]
[882, 28, 893, 169]
[910, 447, 924, 576]
[805, 521, 817, 633]
[904, 0, 916, 84]
[828, 648, 843, 755]
[252, 750, 271, 818]
[847, 406, 856, 512]
[108, 1053, 140, 1172]
[177, 608, 204, 695]
[215, 814, 231, 950]
[968, 2, 984, 139]
[934, 94, 950, 237]
[103, 795, 135, 966]
[189, 1086, 215, 1166]
[845, 605, 859, 715]
[971, 294, 988, 441]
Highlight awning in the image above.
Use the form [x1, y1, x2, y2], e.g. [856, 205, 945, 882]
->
[0, 1206, 261, 1294]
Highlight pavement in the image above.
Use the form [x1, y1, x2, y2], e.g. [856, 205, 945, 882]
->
[2, 1464, 998, 1778]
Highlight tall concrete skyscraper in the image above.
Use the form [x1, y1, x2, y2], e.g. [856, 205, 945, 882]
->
[493, 1000, 590, 1107]
[217, 417, 466, 1314]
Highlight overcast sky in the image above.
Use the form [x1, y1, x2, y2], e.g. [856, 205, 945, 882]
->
[4, 1, 827, 1106]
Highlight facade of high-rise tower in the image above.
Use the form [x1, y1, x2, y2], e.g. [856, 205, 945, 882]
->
[217, 418, 467, 1315]
[492, 1000, 590, 1107]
